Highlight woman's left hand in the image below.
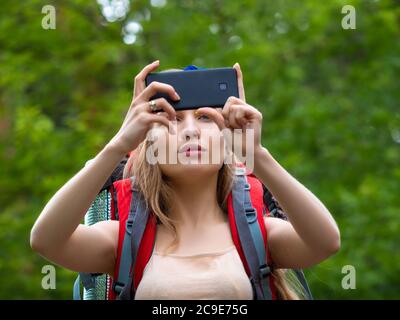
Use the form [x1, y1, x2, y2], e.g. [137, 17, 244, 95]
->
[195, 63, 264, 161]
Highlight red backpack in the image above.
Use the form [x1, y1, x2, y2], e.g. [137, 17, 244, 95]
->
[73, 154, 312, 300]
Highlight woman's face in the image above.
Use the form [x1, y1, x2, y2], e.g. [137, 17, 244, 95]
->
[148, 108, 226, 179]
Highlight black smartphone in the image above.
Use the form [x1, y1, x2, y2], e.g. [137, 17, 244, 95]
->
[145, 67, 239, 111]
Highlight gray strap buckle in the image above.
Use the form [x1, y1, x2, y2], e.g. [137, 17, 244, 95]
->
[259, 264, 271, 278]
[245, 207, 258, 223]
[234, 167, 247, 176]
[112, 281, 125, 294]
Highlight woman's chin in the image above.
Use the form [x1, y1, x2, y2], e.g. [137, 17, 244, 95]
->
[181, 161, 222, 170]
[160, 161, 223, 179]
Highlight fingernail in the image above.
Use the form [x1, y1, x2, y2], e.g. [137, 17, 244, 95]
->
[153, 60, 160, 64]
[174, 92, 181, 100]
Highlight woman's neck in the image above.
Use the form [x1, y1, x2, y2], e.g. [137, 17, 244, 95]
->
[167, 172, 226, 231]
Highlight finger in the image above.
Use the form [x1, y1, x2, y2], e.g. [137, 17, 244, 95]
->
[234, 107, 247, 127]
[133, 60, 160, 99]
[233, 63, 246, 102]
[137, 81, 180, 103]
[221, 96, 236, 120]
[143, 113, 176, 135]
[228, 105, 243, 129]
[195, 107, 226, 130]
[138, 97, 177, 120]
[221, 96, 244, 125]
[196, 107, 233, 157]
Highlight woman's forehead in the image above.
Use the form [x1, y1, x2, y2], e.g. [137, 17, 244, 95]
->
[176, 107, 222, 116]
[175, 109, 191, 116]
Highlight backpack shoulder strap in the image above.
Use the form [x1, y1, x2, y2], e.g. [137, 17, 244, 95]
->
[112, 176, 157, 300]
[132, 212, 157, 290]
[246, 174, 278, 299]
[227, 166, 276, 300]
[113, 168, 279, 300]
[250, 171, 313, 300]
[110, 178, 134, 298]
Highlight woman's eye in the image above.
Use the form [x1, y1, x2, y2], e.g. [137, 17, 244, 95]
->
[198, 115, 210, 121]
[175, 115, 210, 122]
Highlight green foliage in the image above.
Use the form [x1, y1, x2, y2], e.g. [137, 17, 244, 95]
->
[0, 0, 399, 299]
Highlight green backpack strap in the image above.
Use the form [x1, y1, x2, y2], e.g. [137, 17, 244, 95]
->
[73, 273, 98, 300]
[72, 186, 113, 300]
[72, 156, 129, 300]
[73, 275, 81, 300]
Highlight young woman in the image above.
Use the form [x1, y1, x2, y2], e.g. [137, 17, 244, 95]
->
[30, 60, 340, 300]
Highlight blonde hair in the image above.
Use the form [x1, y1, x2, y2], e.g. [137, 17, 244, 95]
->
[122, 68, 305, 300]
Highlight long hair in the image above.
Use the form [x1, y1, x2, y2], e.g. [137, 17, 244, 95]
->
[121, 68, 305, 300]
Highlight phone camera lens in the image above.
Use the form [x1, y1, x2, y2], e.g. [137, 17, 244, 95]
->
[219, 82, 227, 91]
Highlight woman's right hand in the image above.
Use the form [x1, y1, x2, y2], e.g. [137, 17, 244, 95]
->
[108, 60, 180, 156]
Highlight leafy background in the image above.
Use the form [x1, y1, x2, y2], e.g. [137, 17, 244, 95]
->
[0, 0, 399, 299]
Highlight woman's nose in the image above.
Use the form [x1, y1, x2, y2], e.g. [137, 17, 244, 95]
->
[180, 115, 201, 141]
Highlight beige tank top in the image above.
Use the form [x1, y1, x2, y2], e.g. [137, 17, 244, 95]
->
[134, 245, 254, 300]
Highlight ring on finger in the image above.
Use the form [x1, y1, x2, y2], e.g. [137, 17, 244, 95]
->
[149, 99, 158, 112]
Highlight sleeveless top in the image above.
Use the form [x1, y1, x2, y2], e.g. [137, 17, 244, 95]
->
[134, 245, 254, 300]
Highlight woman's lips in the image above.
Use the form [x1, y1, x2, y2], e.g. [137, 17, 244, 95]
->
[184, 149, 205, 157]
[178, 143, 207, 156]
